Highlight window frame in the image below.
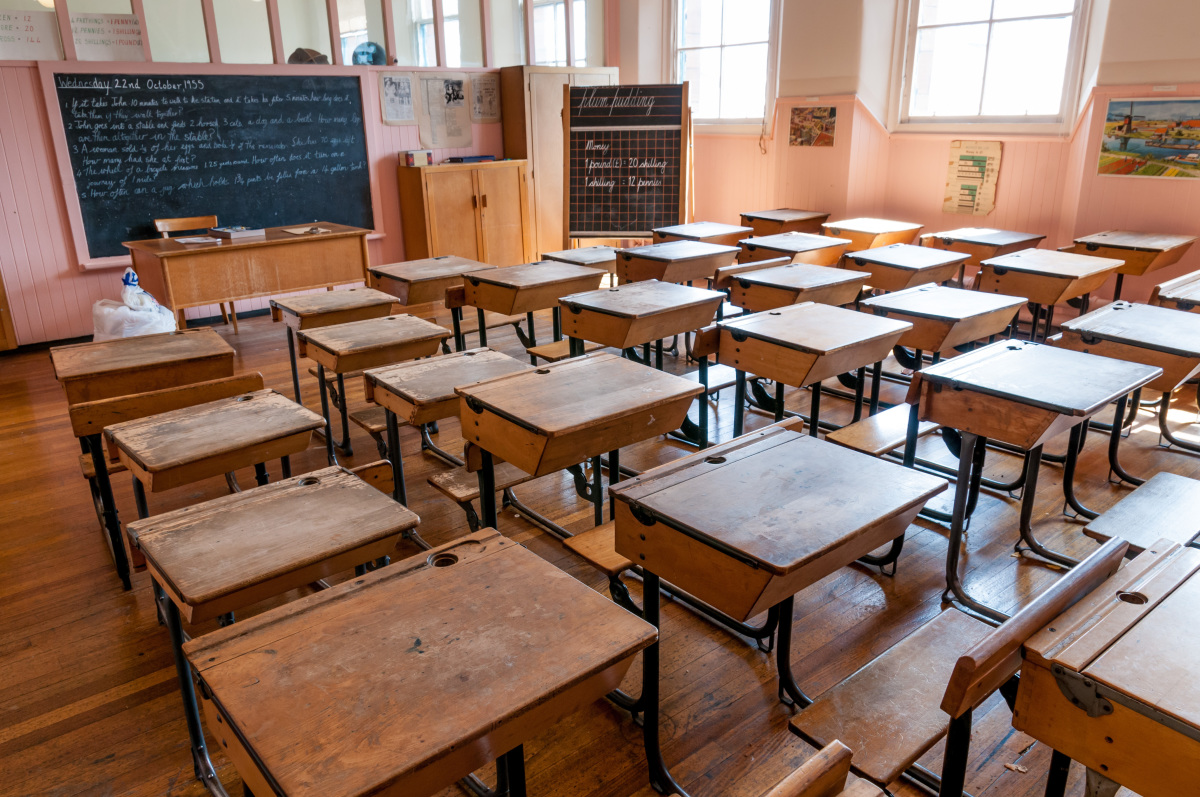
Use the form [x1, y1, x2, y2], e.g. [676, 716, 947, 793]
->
[889, 0, 1092, 135]
[670, 0, 782, 132]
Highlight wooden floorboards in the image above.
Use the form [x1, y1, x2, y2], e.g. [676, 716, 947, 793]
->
[3, 305, 1196, 796]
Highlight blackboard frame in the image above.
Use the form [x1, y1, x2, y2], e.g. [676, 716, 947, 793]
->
[39, 61, 385, 271]
[563, 82, 691, 241]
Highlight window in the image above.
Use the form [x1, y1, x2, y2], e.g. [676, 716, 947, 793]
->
[675, 0, 779, 124]
[530, 0, 566, 66]
[413, 0, 436, 66]
[901, 0, 1086, 126]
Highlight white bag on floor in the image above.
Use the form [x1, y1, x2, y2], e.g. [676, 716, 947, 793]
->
[92, 268, 177, 341]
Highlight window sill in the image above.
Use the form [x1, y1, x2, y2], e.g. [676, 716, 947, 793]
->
[893, 119, 1072, 137]
[692, 122, 766, 135]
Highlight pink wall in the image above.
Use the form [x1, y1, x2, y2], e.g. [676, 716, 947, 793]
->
[0, 64, 503, 345]
[693, 87, 1200, 303]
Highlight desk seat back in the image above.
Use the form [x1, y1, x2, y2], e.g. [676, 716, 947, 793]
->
[758, 740, 880, 797]
[155, 215, 218, 237]
[713, 257, 792, 292]
[70, 372, 266, 440]
[445, 284, 467, 309]
[939, 537, 1128, 718]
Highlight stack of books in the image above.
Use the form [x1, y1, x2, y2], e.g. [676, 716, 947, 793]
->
[209, 226, 266, 239]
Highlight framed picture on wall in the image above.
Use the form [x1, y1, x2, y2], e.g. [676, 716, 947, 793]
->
[1099, 98, 1200, 178]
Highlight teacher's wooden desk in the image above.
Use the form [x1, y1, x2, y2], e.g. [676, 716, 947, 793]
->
[298, 315, 450, 467]
[1054, 300, 1200, 463]
[1015, 541, 1200, 797]
[185, 529, 657, 797]
[49, 328, 235, 589]
[610, 425, 946, 797]
[456, 352, 700, 530]
[977, 249, 1124, 341]
[1150, 268, 1200, 313]
[125, 223, 371, 328]
[908, 341, 1160, 621]
[843, 244, 969, 294]
[130, 465, 419, 797]
[822, 218, 923, 251]
[1064, 230, 1197, 300]
[718, 302, 911, 435]
[740, 208, 830, 236]
[652, 221, 754, 248]
[738, 232, 850, 265]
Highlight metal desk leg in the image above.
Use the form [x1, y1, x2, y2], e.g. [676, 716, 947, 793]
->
[1158, 389, 1200, 453]
[944, 432, 1008, 624]
[774, 380, 785, 423]
[477, 449, 499, 529]
[253, 463, 269, 487]
[807, 383, 821, 437]
[159, 587, 231, 797]
[655, 339, 664, 371]
[452, 307, 465, 352]
[851, 365, 866, 423]
[869, 361, 882, 416]
[774, 595, 813, 708]
[733, 369, 747, 437]
[590, 454, 604, 527]
[87, 433, 132, 590]
[1019, 443, 1082, 566]
[608, 449, 620, 521]
[334, 372, 353, 456]
[496, 746, 527, 797]
[385, 409, 408, 506]
[317, 364, 337, 466]
[285, 326, 302, 404]
[640, 571, 690, 797]
[477, 308, 488, 347]
[1044, 750, 1072, 797]
[552, 307, 562, 341]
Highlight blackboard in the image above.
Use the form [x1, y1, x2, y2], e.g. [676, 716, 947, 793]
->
[53, 72, 373, 259]
[566, 84, 689, 238]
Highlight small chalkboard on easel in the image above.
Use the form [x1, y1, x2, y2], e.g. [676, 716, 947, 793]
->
[563, 83, 690, 240]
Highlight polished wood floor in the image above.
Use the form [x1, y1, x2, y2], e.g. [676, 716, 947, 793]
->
[3, 306, 1197, 797]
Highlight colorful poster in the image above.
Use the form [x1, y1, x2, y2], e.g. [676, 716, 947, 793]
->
[70, 13, 145, 62]
[0, 9, 61, 60]
[1099, 98, 1200, 178]
[789, 106, 836, 147]
[943, 140, 1001, 216]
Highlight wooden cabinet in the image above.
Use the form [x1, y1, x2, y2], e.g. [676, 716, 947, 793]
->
[500, 66, 619, 258]
[397, 160, 533, 266]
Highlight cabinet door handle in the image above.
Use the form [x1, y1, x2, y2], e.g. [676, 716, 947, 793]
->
[472, 195, 478, 209]
[481, 194, 488, 208]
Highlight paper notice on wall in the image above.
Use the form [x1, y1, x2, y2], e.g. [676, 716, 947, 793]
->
[0, 10, 62, 60]
[416, 73, 472, 149]
[943, 140, 1001, 215]
[379, 72, 415, 125]
[471, 73, 501, 123]
[70, 13, 145, 62]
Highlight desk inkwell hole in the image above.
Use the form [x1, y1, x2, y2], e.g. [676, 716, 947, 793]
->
[768, 311, 782, 316]
[298, 477, 320, 486]
[536, 368, 551, 375]
[432, 553, 458, 568]
[704, 455, 727, 465]
[235, 395, 253, 402]
[386, 316, 396, 320]
[464, 350, 477, 356]
[1116, 590, 1148, 605]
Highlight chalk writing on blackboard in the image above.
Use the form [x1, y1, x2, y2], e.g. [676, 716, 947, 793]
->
[53, 73, 372, 259]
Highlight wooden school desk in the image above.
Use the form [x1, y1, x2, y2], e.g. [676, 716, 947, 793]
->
[616, 240, 740, 284]
[561, 280, 725, 446]
[129, 465, 419, 797]
[184, 529, 657, 797]
[920, 227, 1046, 265]
[652, 221, 754, 247]
[1054, 301, 1200, 460]
[365, 348, 531, 515]
[843, 244, 970, 293]
[298, 315, 450, 466]
[269, 288, 401, 404]
[726, 263, 865, 313]
[124, 223, 371, 328]
[1150, 268, 1200, 313]
[49, 329, 235, 589]
[541, 245, 618, 274]
[907, 340, 1161, 621]
[609, 425, 946, 796]
[860, 284, 1024, 357]
[461, 261, 605, 350]
[1014, 542, 1200, 797]
[718, 302, 911, 435]
[1065, 230, 1198, 299]
[738, 232, 851, 264]
[456, 352, 701, 529]
[740, 208, 830, 236]
[369, 255, 494, 306]
[821, 218, 923, 251]
[977, 249, 1125, 341]
[105, 388, 324, 497]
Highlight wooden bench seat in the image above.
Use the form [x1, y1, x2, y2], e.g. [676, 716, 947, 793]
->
[455, 310, 525, 334]
[563, 521, 632, 578]
[824, 405, 941, 457]
[1084, 471, 1200, 555]
[79, 452, 126, 480]
[527, 339, 604, 363]
[349, 406, 390, 436]
[428, 462, 534, 529]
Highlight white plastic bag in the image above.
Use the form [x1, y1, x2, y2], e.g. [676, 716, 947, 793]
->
[92, 268, 177, 341]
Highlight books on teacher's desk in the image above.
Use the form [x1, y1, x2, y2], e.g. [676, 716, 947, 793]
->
[209, 226, 266, 239]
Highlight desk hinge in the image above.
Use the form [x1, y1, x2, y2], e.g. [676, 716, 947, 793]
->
[1052, 665, 1114, 718]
